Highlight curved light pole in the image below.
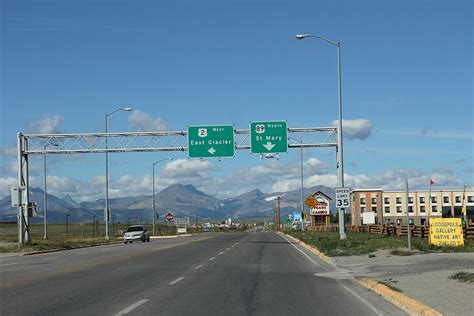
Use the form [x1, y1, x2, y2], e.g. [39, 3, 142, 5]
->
[296, 33, 347, 239]
[105, 107, 133, 241]
[152, 158, 173, 235]
[43, 142, 58, 239]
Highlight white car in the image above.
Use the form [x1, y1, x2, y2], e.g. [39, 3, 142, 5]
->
[123, 225, 150, 243]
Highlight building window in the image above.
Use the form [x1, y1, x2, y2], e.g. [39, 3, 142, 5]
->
[361, 207, 366, 213]
[443, 196, 449, 203]
[372, 198, 377, 204]
[455, 196, 461, 203]
[420, 206, 426, 213]
[421, 218, 426, 226]
[408, 206, 414, 213]
[384, 197, 390, 204]
[409, 218, 414, 225]
[372, 206, 377, 212]
[396, 206, 402, 213]
[420, 196, 425, 204]
[432, 205, 438, 212]
[396, 197, 402, 204]
[468, 196, 474, 203]
[431, 196, 437, 203]
[384, 206, 390, 213]
[397, 219, 402, 225]
[408, 197, 414, 204]
[360, 198, 366, 205]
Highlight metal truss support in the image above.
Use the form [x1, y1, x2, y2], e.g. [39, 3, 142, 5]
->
[17, 133, 30, 244]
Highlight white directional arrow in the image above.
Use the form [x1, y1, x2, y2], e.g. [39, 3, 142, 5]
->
[263, 142, 275, 151]
[208, 147, 216, 155]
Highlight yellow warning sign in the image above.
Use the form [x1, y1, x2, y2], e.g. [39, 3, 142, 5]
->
[429, 218, 464, 247]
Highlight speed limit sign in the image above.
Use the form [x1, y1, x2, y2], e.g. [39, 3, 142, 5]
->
[335, 187, 351, 208]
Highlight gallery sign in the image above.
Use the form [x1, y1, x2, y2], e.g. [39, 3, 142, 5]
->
[430, 218, 464, 247]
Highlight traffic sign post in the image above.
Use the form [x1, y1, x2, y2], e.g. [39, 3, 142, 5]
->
[250, 121, 288, 154]
[335, 187, 351, 208]
[188, 125, 235, 158]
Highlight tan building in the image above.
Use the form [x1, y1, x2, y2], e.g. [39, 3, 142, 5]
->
[351, 188, 474, 226]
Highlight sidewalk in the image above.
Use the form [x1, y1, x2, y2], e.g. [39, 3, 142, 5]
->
[333, 250, 474, 316]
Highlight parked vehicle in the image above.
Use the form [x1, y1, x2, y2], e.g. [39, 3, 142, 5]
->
[123, 225, 150, 243]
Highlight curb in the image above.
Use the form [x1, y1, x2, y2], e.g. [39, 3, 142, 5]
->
[357, 278, 442, 316]
[282, 232, 443, 316]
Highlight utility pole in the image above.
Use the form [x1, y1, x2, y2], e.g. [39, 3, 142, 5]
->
[405, 179, 411, 250]
[277, 196, 281, 231]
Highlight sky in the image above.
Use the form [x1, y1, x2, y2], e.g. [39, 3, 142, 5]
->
[1, 0, 473, 202]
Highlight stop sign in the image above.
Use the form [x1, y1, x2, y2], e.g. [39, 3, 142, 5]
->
[166, 212, 174, 222]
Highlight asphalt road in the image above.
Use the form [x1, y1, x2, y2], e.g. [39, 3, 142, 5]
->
[0, 230, 404, 315]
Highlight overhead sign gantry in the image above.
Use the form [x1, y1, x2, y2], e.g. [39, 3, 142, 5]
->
[14, 125, 338, 245]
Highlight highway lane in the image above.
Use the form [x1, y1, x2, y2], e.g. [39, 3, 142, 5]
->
[0, 231, 404, 315]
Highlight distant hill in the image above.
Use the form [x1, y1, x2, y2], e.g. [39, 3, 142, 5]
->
[0, 184, 336, 223]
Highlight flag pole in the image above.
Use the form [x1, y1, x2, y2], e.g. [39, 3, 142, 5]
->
[462, 181, 468, 227]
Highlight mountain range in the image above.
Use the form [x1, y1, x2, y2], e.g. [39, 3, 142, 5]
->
[0, 184, 336, 224]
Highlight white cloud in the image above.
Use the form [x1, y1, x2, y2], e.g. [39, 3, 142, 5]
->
[0, 177, 17, 197]
[161, 159, 214, 180]
[128, 110, 169, 132]
[331, 119, 373, 139]
[29, 115, 63, 134]
[0, 146, 16, 157]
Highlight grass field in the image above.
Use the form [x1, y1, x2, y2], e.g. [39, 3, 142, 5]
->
[449, 271, 474, 284]
[0, 223, 246, 253]
[285, 230, 474, 256]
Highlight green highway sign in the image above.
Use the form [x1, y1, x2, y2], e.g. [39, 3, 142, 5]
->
[188, 125, 235, 158]
[250, 121, 288, 154]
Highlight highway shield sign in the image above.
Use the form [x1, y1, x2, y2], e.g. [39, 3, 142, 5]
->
[188, 125, 235, 158]
[250, 121, 288, 154]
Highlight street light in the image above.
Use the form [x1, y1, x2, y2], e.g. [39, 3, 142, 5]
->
[296, 33, 347, 240]
[65, 214, 70, 235]
[105, 107, 133, 241]
[43, 142, 58, 239]
[92, 215, 96, 237]
[289, 137, 305, 231]
[152, 158, 173, 235]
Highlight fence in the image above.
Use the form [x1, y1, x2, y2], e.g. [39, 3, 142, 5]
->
[348, 224, 474, 239]
[305, 223, 474, 239]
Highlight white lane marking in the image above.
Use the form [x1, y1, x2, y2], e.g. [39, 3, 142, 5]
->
[226, 248, 230, 250]
[101, 248, 110, 251]
[281, 234, 319, 267]
[281, 234, 380, 315]
[169, 277, 184, 285]
[0, 262, 17, 267]
[219, 251, 224, 255]
[115, 299, 149, 316]
[209, 257, 216, 261]
[77, 251, 89, 255]
[194, 264, 204, 270]
[340, 283, 382, 316]
[43, 256, 58, 260]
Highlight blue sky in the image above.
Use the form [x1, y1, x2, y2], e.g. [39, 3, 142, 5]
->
[1, 0, 472, 201]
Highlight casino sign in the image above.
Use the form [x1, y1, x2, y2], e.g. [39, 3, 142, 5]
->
[309, 191, 331, 216]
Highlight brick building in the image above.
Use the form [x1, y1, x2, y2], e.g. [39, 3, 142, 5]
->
[351, 188, 474, 226]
